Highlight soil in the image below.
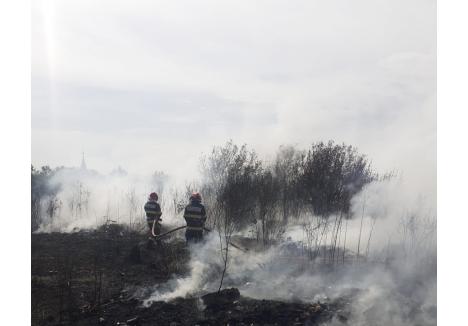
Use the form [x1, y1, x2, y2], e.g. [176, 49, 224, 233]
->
[32, 224, 350, 325]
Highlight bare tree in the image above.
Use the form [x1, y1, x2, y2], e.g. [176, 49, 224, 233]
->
[273, 145, 305, 223]
[31, 165, 62, 231]
[256, 169, 286, 246]
[200, 141, 261, 291]
[126, 188, 139, 229]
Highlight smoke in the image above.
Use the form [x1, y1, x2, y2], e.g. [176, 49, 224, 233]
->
[32, 158, 436, 325]
[31, 138, 436, 326]
[31, 1, 436, 323]
[141, 176, 436, 325]
[34, 167, 183, 232]
[144, 236, 221, 304]
[32, 0, 435, 181]
[142, 232, 435, 325]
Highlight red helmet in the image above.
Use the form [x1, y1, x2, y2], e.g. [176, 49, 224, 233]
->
[149, 192, 158, 201]
[190, 192, 202, 202]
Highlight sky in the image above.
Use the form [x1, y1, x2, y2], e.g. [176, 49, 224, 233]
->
[32, 0, 436, 195]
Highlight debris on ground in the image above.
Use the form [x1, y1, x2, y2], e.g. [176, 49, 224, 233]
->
[32, 228, 351, 325]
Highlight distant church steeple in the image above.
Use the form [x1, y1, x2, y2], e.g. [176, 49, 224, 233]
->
[80, 152, 87, 170]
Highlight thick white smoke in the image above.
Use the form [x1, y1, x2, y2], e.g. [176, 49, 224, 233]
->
[32, 149, 436, 325]
[142, 176, 436, 325]
[144, 235, 221, 304]
[34, 167, 184, 233]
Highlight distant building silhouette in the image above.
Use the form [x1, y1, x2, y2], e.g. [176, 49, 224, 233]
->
[80, 152, 87, 170]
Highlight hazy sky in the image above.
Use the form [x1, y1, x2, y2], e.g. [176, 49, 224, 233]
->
[32, 0, 436, 192]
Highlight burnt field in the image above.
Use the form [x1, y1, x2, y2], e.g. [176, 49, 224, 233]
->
[31, 225, 352, 326]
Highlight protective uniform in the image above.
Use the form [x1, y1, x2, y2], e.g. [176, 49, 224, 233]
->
[183, 193, 207, 243]
[144, 193, 162, 236]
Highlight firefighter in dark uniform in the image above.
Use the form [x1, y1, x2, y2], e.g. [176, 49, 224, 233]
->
[144, 192, 162, 238]
[183, 192, 207, 243]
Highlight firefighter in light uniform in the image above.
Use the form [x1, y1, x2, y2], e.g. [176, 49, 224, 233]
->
[183, 192, 207, 243]
[144, 192, 162, 237]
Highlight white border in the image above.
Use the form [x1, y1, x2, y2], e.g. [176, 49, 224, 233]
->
[438, 0, 468, 324]
[1, 0, 465, 324]
[0, 0, 31, 324]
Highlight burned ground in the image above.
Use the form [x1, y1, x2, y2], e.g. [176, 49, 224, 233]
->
[32, 224, 188, 325]
[32, 225, 352, 326]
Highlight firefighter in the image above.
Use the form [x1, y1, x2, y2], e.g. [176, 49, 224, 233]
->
[183, 192, 207, 243]
[144, 192, 162, 238]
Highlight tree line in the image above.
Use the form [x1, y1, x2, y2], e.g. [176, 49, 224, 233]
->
[32, 141, 379, 237]
[31, 165, 62, 232]
[198, 141, 379, 246]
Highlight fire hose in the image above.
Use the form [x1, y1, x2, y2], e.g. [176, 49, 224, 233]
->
[152, 224, 249, 252]
[153, 223, 186, 239]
